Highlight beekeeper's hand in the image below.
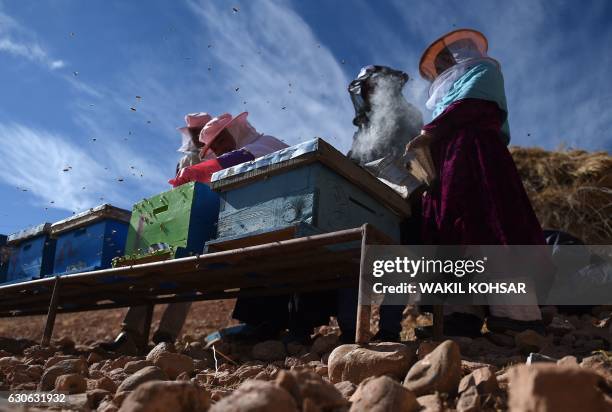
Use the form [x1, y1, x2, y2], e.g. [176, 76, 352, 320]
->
[405, 130, 435, 155]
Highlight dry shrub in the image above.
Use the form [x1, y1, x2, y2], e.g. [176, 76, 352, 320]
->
[510, 146, 612, 244]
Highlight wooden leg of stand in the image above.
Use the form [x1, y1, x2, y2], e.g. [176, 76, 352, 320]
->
[141, 304, 154, 354]
[41, 276, 61, 347]
[355, 224, 371, 345]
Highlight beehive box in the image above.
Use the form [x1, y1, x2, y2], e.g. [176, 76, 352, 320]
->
[50, 204, 131, 276]
[0, 235, 8, 283]
[207, 138, 410, 250]
[5, 223, 56, 283]
[113, 182, 219, 266]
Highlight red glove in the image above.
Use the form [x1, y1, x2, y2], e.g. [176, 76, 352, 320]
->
[168, 158, 223, 187]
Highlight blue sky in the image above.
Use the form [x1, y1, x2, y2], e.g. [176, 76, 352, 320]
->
[0, 0, 611, 234]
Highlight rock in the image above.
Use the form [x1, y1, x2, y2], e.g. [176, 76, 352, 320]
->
[514, 330, 548, 355]
[546, 316, 575, 336]
[123, 360, 154, 374]
[328, 342, 415, 384]
[334, 381, 357, 399]
[116, 365, 168, 392]
[38, 358, 88, 391]
[183, 342, 214, 366]
[456, 385, 480, 412]
[210, 379, 297, 412]
[44, 355, 78, 369]
[252, 340, 287, 362]
[88, 352, 105, 364]
[87, 388, 112, 409]
[119, 381, 210, 412]
[89, 376, 118, 393]
[55, 373, 87, 394]
[417, 393, 444, 412]
[234, 363, 266, 381]
[508, 364, 608, 412]
[557, 355, 578, 367]
[0, 356, 23, 369]
[148, 350, 194, 380]
[287, 342, 308, 357]
[458, 366, 498, 395]
[311, 334, 339, 355]
[461, 360, 496, 375]
[417, 341, 439, 360]
[403, 340, 462, 396]
[349, 375, 419, 412]
[107, 368, 129, 385]
[276, 369, 348, 410]
[146, 342, 175, 361]
[62, 393, 91, 411]
[102, 356, 140, 372]
[580, 353, 612, 386]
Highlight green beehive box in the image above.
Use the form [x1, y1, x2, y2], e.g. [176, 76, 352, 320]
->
[113, 182, 219, 266]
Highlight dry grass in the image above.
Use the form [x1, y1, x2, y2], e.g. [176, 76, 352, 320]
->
[510, 146, 612, 244]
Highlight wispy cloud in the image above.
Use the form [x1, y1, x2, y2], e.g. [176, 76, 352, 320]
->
[0, 10, 65, 71]
[0, 114, 173, 215]
[0, 123, 125, 211]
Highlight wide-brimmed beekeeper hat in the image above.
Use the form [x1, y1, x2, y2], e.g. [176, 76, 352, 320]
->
[419, 29, 488, 81]
[199, 112, 249, 157]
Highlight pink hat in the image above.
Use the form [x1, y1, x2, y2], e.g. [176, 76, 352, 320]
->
[178, 112, 212, 132]
[199, 112, 248, 156]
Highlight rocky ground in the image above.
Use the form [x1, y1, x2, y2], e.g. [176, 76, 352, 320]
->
[0, 304, 609, 411]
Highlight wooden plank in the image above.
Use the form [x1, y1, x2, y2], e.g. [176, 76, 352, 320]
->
[206, 225, 298, 252]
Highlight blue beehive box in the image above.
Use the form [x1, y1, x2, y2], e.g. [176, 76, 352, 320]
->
[0, 234, 8, 283]
[50, 204, 131, 276]
[207, 138, 411, 250]
[5, 223, 56, 283]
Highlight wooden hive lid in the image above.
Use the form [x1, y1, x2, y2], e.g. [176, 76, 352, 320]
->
[211, 138, 411, 217]
[50, 204, 131, 236]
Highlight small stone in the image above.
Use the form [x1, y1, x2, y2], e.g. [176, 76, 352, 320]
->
[334, 381, 357, 399]
[417, 393, 444, 412]
[557, 355, 578, 367]
[252, 340, 287, 361]
[349, 375, 419, 412]
[458, 366, 498, 394]
[55, 373, 87, 394]
[92, 376, 118, 393]
[116, 366, 168, 392]
[119, 380, 210, 412]
[88, 352, 104, 364]
[456, 385, 480, 412]
[148, 351, 194, 380]
[210, 380, 297, 411]
[328, 342, 415, 384]
[514, 330, 548, 355]
[311, 334, 339, 355]
[87, 388, 111, 409]
[417, 341, 439, 360]
[38, 358, 88, 391]
[403, 340, 462, 396]
[276, 369, 348, 411]
[508, 364, 608, 412]
[124, 360, 154, 374]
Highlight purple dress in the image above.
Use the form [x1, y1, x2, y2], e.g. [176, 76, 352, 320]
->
[421, 98, 545, 246]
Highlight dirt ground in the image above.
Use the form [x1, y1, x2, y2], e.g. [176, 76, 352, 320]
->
[0, 300, 237, 345]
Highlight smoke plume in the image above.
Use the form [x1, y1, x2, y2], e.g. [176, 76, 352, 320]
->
[350, 75, 423, 164]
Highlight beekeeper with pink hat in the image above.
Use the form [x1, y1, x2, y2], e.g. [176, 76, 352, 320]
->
[170, 112, 288, 186]
[176, 112, 212, 172]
